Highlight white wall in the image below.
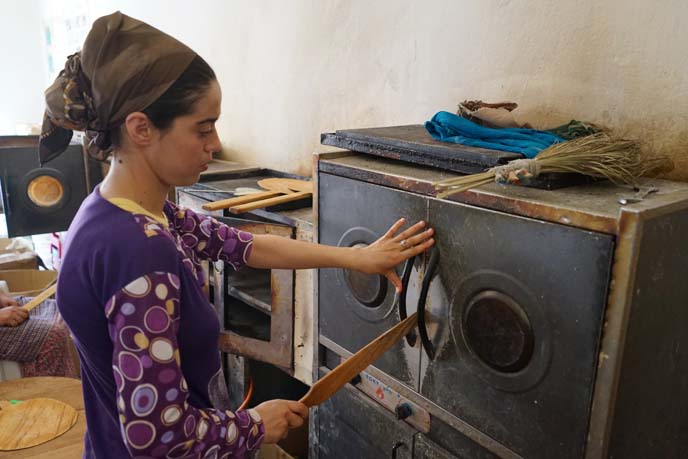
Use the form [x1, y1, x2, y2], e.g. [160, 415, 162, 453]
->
[4, 1, 688, 179]
[0, 0, 46, 134]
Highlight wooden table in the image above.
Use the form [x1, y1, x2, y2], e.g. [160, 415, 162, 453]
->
[0, 377, 84, 458]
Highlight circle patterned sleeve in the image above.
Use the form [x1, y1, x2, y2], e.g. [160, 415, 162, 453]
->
[105, 271, 265, 458]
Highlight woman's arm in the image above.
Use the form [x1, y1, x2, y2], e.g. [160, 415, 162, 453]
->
[167, 202, 434, 291]
[106, 272, 305, 456]
[248, 218, 434, 292]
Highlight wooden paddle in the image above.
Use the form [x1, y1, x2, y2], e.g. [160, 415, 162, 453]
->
[201, 179, 292, 212]
[300, 312, 418, 408]
[229, 179, 313, 214]
[22, 283, 57, 313]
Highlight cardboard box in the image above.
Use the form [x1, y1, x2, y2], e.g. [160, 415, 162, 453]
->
[0, 269, 57, 297]
[0, 238, 38, 270]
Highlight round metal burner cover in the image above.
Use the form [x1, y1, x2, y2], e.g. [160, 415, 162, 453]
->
[344, 243, 387, 308]
[463, 290, 534, 373]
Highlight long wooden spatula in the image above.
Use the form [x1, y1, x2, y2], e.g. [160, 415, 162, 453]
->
[22, 283, 57, 313]
[300, 312, 418, 407]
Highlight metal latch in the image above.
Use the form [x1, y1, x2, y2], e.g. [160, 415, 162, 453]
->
[618, 186, 659, 205]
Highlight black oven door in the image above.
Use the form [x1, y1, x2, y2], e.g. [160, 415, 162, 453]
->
[318, 172, 427, 391]
[420, 197, 614, 459]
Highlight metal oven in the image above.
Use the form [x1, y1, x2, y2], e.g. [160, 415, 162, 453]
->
[177, 170, 314, 407]
[312, 127, 688, 459]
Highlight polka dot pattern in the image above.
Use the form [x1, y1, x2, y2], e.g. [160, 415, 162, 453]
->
[106, 202, 263, 456]
[119, 326, 146, 352]
[131, 384, 158, 417]
[150, 338, 174, 363]
[125, 420, 156, 449]
[144, 306, 170, 333]
[123, 276, 151, 297]
[197, 418, 209, 440]
[119, 352, 143, 381]
[161, 405, 182, 426]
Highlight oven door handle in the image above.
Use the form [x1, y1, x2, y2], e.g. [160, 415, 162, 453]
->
[417, 247, 440, 360]
[391, 441, 408, 458]
[397, 255, 417, 346]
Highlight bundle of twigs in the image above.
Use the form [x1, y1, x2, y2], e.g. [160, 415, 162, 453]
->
[434, 133, 673, 199]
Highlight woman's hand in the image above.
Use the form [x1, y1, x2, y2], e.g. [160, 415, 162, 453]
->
[359, 218, 435, 292]
[254, 399, 309, 444]
[0, 292, 18, 308]
[0, 306, 28, 327]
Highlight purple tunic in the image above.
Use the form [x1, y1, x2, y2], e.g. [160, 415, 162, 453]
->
[57, 188, 265, 458]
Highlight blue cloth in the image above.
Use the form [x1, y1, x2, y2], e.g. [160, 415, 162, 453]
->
[424, 111, 564, 158]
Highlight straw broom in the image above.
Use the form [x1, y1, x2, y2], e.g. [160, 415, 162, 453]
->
[433, 133, 673, 199]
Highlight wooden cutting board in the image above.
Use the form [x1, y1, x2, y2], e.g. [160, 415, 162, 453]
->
[0, 398, 78, 451]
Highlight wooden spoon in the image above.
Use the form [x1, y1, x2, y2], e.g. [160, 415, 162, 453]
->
[229, 179, 313, 214]
[202, 179, 296, 212]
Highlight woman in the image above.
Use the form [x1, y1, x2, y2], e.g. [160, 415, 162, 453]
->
[41, 12, 433, 459]
[0, 292, 78, 379]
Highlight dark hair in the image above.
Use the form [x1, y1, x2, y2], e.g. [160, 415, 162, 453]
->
[111, 55, 216, 147]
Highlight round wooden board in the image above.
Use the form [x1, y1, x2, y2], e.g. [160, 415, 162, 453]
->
[0, 398, 78, 451]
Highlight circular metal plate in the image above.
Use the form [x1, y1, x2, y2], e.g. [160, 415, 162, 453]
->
[336, 227, 396, 322]
[449, 269, 552, 392]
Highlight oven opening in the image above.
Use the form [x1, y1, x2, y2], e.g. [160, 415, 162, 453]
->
[224, 267, 272, 341]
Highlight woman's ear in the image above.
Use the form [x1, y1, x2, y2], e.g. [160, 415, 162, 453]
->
[123, 112, 155, 147]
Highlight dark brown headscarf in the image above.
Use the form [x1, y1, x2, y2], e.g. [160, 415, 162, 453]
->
[39, 11, 196, 164]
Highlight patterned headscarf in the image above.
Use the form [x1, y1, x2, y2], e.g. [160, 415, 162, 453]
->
[39, 11, 197, 164]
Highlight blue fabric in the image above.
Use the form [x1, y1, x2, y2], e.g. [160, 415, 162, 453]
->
[424, 111, 564, 158]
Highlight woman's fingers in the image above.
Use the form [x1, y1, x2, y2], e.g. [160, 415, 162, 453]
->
[410, 238, 435, 256]
[286, 411, 305, 429]
[287, 401, 309, 419]
[386, 271, 403, 293]
[400, 228, 434, 249]
[382, 218, 406, 239]
[392, 220, 427, 242]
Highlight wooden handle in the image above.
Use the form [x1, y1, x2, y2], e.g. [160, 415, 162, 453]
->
[22, 284, 57, 312]
[201, 190, 283, 212]
[299, 313, 418, 408]
[229, 191, 311, 214]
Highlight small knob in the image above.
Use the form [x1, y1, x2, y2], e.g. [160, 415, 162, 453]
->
[395, 402, 413, 420]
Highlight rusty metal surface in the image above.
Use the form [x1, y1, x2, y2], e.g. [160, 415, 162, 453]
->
[177, 189, 297, 371]
[586, 199, 688, 459]
[321, 125, 521, 173]
[319, 336, 523, 459]
[217, 216, 293, 238]
[318, 154, 688, 236]
[220, 267, 294, 370]
[585, 208, 659, 459]
[315, 151, 688, 457]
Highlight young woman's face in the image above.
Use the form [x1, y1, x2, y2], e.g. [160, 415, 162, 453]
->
[149, 80, 222, 187]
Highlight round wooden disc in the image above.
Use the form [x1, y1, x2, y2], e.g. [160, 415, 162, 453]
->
[258, 178, 312, 193]
[0, 398, 78, 451]
[27, 175, 64, 207]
